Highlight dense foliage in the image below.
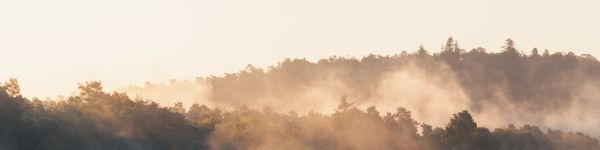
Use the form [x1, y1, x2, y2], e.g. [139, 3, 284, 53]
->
[3, 38, 600, 149]
[203, 38, 600, 113]
[1, 82, 598, 149]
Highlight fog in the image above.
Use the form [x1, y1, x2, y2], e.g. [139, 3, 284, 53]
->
[120, 39, 600, 139]
[2, 38, 599, 150]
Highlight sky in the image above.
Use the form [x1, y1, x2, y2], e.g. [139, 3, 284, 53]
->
[1, 0, 599, 98]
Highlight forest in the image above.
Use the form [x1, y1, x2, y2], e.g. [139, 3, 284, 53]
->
[2, 38, 600, 150]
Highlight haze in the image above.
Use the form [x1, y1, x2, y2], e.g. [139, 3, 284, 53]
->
[1, 0, 599, 98]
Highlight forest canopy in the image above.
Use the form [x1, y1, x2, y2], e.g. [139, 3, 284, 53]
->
[2, 38, 600, 150]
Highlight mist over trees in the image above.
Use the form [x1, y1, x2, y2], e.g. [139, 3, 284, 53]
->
[202, 38, 600, 112]
[125, 38, 600, 135]
[1, 82, 598, 149]
[3, 38, 600, 149]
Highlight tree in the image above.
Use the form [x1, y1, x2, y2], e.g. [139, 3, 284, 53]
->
[440, 37, 464, 67]
[170, 101, 186, 114]
[78, 81, 104, 99]
[531, 48, 540, 58]
[446, 110, 477, 135]
[502, 39, 516, 51]
[421, 123, 433, 137]
[1, 78, 21, 97]
[417, 45, 429, 56]
[445, 110, 480, 150]
[443, 37, 456, 53]
[393, 107, 419, 137]
[335, 96, 355, 113]
[501, 38, 520, 57]
[543, 49, 550, 57]
[579, 54, 597, 63]
[4, 38, 600, 150]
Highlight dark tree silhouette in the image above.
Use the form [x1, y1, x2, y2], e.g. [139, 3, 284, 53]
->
[3, 38, 600, 150]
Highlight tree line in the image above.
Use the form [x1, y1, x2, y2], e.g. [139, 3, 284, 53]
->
[4, 37, 600, 149]
[202, 38, 600, 113]
[1, 81, 598, 149]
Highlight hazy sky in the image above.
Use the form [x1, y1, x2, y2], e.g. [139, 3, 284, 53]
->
[1, 0, 599, 98]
